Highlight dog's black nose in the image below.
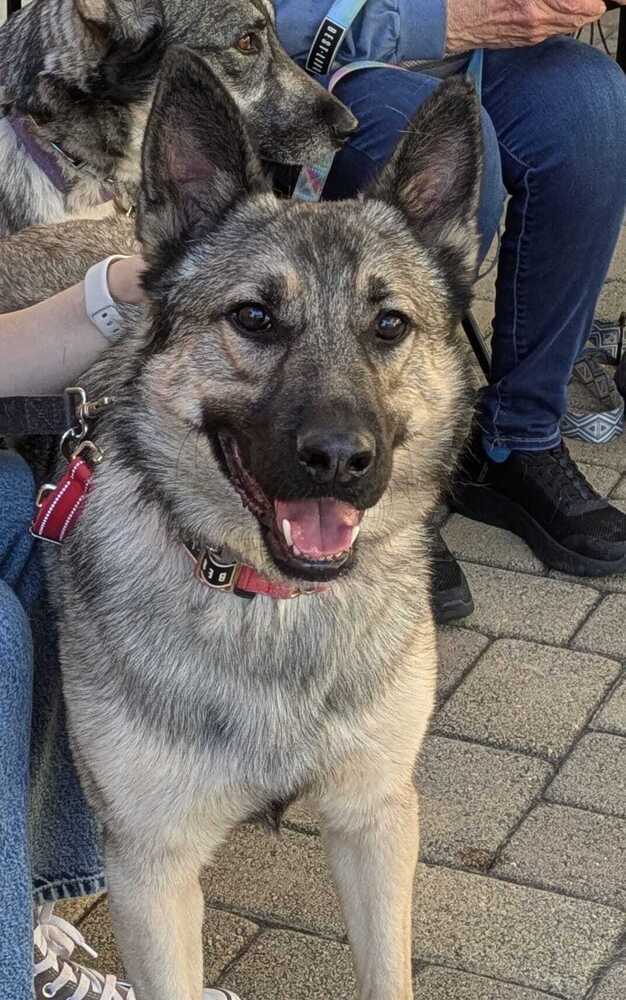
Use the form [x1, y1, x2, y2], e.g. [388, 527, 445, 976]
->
[297, 430, 376, 485]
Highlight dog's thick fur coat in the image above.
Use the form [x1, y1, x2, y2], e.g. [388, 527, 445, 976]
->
[0, 0, 354, 235]
[40, 49, 482, 1000]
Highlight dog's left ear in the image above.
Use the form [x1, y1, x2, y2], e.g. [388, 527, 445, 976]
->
[136, 46, 270, 258]
[75, 0, 163, 48]
[368, 78, 483, 277]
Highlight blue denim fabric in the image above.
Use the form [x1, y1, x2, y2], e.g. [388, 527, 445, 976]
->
[0, 452, 103, 1000]
[317, 38, 626, 450]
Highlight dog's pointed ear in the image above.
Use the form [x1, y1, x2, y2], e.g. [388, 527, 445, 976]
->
[74, 0, 163, 48]
[368, 79, 483, 275]
[136, 47, 269, 257]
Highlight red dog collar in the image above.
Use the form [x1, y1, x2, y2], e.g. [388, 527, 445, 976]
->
[31, 448, 323, 601]
[186, 546, 326, 600]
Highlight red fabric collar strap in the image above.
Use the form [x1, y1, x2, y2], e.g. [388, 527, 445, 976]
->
[31, 455, 95, 544]
[30, 452, 325, 601]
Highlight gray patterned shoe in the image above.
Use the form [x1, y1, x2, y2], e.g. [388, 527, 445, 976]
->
[33, 903, 242, 1000]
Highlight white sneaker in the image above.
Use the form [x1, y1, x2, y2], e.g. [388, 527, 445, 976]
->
[33, 903, 241, 1000]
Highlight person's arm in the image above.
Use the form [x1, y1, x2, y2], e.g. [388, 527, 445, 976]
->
[0, 256, 145, 397]
[446, 0, 607, 52]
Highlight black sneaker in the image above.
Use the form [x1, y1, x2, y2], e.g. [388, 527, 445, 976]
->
[451, 433, 626, 577]
[430, 526, 474, 624]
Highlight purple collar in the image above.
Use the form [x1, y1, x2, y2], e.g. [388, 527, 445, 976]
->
[6, 110, 114, 203]
[7, 110, 72, 194]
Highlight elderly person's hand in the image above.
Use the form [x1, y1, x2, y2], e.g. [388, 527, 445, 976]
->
[447, 0, 609, 52]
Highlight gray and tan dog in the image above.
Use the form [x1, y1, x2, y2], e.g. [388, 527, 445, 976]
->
[0, 0, 355, 235]
[41, 48, 481, 1000]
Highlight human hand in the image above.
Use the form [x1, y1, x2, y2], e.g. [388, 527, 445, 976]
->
[447, 0, 608, 52]
[107, 255, 146, 305]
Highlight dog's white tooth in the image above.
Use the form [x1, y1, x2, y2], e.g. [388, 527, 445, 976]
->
[282, 517, 293, 548]
[351, 525, 361, 545]
[293, 544, 302, 557]
[282, 519, 293, 548]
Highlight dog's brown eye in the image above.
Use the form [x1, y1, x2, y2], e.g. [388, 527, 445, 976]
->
[236, 33, 257, 53]
[232, 304, 273, 335]
[375, 311, 410, 344]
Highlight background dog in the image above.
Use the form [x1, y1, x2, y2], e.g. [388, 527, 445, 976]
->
[39, 45, 482, 1000]
[0, 0, 355, 235]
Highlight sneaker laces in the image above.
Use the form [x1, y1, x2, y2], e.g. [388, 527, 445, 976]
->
[520, 442, 601, 508]
[34, 904, 134, 1000]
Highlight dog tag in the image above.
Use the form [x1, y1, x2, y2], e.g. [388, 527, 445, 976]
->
[195, 550, 240, 590]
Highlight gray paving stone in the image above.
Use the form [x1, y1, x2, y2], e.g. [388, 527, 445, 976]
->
[593, 961, 626, 1000]
[433, 639, 621, 761]
[77, 895, 260, 984]
[442, 516, 545, 575]
[572, 595, 626, 661]
[412, 864, 626, 1000]
[493, 802, 626, 909]
[458, 565, 599, 644]
[545, 732, 626, 818]
[436, 628, 491, 705]
[611, 476, 626, 500]
[591, 676, 626, 735]
[578, 463, 622, 498]
[596, 279, 626, 319]
[418, 736, 553, 870]
[203, 824, 344, 937]
[221, 929, 356, 1000]
[465, 298, 494, 338]
[568, 430, 626, 472]
[413, 967, 556, 999]
[550, 567, 626, 596]
[55, 893, 103, 927]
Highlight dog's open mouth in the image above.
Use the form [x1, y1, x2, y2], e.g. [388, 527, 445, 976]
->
[218, 433, 363, 579]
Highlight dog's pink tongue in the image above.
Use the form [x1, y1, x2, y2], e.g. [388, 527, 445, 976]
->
[275, 498, 362, 558]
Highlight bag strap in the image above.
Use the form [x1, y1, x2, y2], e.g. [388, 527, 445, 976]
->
[295, 0, 483, 204]
[306, 0, 370, 74]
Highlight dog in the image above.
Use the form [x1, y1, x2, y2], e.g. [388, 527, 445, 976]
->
[38, 47, 482, 1000]
[0, 0, 355, 235]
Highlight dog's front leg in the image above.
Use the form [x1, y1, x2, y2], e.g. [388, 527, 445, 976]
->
[319, 775, 419, 1000]
[104, 836, 206, 1000]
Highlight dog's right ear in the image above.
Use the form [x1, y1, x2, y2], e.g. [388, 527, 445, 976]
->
[136, 47, 269, 258]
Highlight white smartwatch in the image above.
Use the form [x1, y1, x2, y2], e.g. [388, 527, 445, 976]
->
[84, 254, 131, 343]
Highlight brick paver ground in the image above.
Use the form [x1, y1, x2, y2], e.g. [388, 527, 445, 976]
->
[55, 21, 625, 1000]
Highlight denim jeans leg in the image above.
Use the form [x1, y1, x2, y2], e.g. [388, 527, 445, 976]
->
[0, 582, 34, 1000]
[323, 67, 506, 263]
[0, 452, 104, 999]
[480, 37, 626, 451]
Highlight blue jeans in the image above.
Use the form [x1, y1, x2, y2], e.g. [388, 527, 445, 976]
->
[0, 452, 103, 1000]
[324, 37, 626, 451]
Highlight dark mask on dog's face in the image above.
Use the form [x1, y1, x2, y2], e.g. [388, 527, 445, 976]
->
[127, 49, 481, 583]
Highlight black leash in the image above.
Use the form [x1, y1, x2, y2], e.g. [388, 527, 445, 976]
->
[0, 394, 74, 436]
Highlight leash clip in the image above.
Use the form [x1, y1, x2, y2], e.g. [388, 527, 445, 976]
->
[60, 387, 113, 459]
